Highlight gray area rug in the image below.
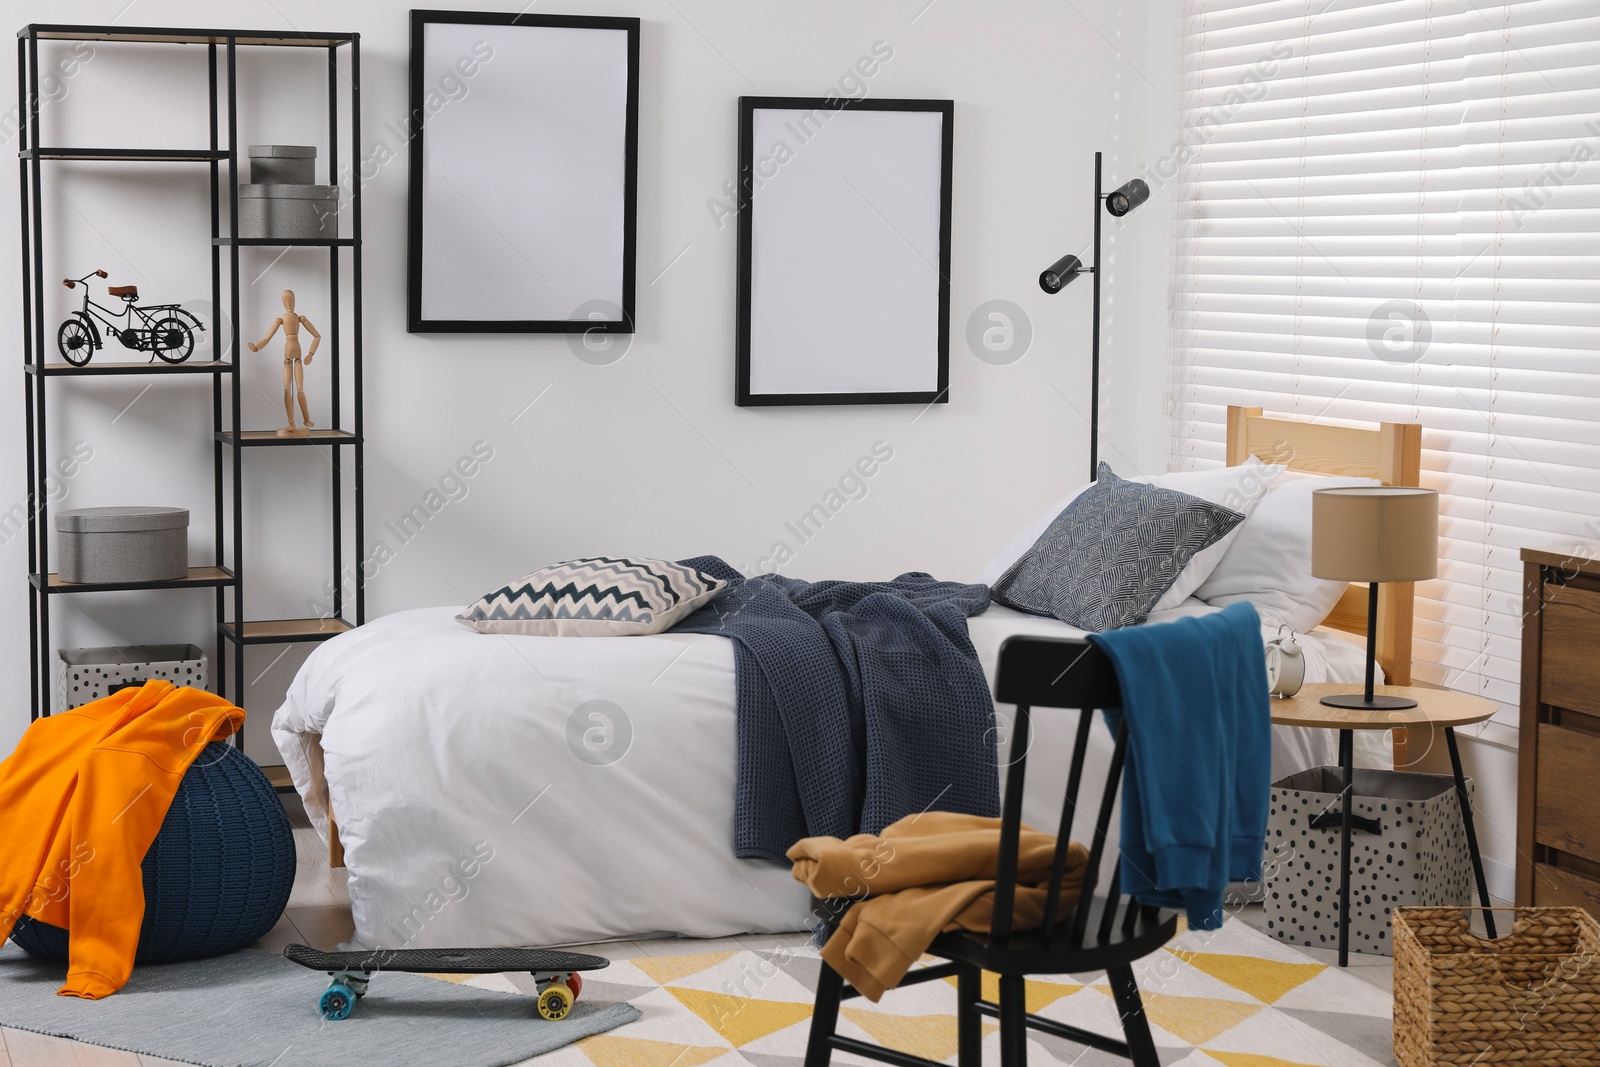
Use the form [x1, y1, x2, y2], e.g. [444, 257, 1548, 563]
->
[0, 942, 639, 1067]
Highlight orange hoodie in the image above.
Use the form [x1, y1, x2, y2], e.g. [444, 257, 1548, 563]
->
[0, 680, 245, 998]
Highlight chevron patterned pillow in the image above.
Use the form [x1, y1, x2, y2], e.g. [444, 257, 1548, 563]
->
[992, 463, 1244, 631]
[458, 557, 729, 637]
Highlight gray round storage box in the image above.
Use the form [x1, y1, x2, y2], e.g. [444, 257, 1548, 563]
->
[55, 506, 188, 584]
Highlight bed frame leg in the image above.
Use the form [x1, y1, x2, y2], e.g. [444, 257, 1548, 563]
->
[329, 806, 345, 869]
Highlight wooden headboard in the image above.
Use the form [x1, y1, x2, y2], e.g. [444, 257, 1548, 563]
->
[1225, 405, 1423, 687]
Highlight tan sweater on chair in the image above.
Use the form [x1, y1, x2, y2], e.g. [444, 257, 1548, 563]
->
[787, 811, 1090, 1002]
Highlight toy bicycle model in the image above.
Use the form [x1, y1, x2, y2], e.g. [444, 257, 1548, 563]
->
[57, 270, 205, 367]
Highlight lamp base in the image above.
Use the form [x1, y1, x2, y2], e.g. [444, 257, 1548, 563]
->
[1319, 693, 1419, 711]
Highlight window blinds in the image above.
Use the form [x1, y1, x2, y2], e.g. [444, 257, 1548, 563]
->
[1170, 0, 1600, 733]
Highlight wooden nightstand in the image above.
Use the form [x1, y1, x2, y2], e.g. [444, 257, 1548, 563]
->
[1516, 547, 1600, 918]
[1270, 683, 1497, 966]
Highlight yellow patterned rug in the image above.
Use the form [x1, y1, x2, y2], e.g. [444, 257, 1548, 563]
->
[449, 918, 1394, 1067]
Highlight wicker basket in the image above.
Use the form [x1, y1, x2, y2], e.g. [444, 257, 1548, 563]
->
[1394, 907, 1600, 1066]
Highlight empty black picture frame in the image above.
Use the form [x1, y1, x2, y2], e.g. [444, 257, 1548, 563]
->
[407, 10, 640, 333]
[735, 96, 953, 406]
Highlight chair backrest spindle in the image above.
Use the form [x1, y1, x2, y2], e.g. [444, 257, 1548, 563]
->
[1038, 707, 1095, 946]
[990, 636, 1132, 951]
[1097, 864, 1123, 943]
[1067, 721, 1128, 947]
[987, 700, 1032, 945]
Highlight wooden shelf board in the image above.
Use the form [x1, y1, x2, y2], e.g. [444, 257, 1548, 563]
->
[213, 237, 355, 247]
[37, 566, 236, 593]
[222, 617, 354, 644]
[23, 26, 355, 48]
[219, 429, 359, 447]
[29, 360, 232, 376]
[22, 147, 229, 162]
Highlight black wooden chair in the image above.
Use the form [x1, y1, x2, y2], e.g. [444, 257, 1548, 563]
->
[802, 635, 1179, 1067]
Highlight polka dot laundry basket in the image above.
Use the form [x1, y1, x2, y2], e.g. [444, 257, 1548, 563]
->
[9, 742, 296, 964]
[1263, 765, 1473, 957]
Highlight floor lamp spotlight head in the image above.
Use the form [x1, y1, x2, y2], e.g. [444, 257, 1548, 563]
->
[1039, 253, 1084, 294]
[1040, 155, 1148, 481]
[1105, 178, 1150, 217]
[1311, 486, 1439, 710]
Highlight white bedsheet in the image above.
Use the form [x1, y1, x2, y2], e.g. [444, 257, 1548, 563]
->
[273, 601, 1382, 949]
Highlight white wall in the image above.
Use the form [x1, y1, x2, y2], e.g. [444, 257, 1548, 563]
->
[0, 1, 1525, 902]
[0, 0, 1170, 762]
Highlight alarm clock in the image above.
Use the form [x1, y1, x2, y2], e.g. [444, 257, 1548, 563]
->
[1264, 626, 1305, 698]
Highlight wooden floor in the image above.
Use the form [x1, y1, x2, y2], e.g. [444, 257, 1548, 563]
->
[1, 793, 812, 1066]
[0, 796, 357, 1067]
[8, 793, 1469, 1064]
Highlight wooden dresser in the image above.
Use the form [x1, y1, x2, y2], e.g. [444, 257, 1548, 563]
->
[1517, 546, 1600, 916]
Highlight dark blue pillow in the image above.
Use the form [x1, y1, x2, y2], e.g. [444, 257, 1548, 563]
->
[992, 463, 1244, 631]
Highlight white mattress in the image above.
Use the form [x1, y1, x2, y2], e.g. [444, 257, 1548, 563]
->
[273, 600, 1383, 950]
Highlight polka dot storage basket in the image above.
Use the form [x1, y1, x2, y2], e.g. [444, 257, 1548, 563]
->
[1263, 765, 1473, 956]
[1394, 906, 1600, 1066]
[55, 644, 208, 715]
[9, 742, 295, 964]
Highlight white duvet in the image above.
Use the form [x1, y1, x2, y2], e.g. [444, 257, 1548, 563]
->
[274, 601, 1382, 950]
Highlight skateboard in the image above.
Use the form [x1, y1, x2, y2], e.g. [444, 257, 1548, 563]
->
[284, 943, 610, 1021]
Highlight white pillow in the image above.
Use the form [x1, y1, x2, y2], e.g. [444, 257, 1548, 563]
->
[973, 459, 1282, 597]
[1145, 460, 1283, 611]
[973, 481, 1093, 587]
[1194, 470, 1382, 631]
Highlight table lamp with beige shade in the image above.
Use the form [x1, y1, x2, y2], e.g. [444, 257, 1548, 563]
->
[1311, 486, 1439, 710]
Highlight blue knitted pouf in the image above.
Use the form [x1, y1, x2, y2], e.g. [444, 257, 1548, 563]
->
[9, 742, 297, 964]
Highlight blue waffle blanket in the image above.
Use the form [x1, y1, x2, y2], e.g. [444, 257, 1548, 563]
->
[673, 557, 1000, 862]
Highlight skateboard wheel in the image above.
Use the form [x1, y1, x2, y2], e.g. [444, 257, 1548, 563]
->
[320, 981, 357, 1021]
[537, 984, 572, 1021]
[569, 972, 582, 999]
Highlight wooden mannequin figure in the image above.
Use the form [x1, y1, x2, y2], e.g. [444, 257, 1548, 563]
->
[247, 289, 321, 437]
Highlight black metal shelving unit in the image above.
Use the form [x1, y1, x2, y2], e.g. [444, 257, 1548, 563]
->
[18, 24, 365, 751]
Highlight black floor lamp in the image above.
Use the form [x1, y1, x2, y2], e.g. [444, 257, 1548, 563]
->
[1039, 151, 1150, 482]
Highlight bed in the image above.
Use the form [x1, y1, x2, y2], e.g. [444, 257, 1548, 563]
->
[274, 406, 1425, 950]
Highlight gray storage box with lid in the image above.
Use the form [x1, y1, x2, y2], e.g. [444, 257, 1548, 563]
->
[248, 144, 316, 185]
[237, 184, 339, 240]
[55, 506, 188, 584]
[1262, 766, 1474, 956]
[238, 144, 336, 240]
[55, 644, 209, 713]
